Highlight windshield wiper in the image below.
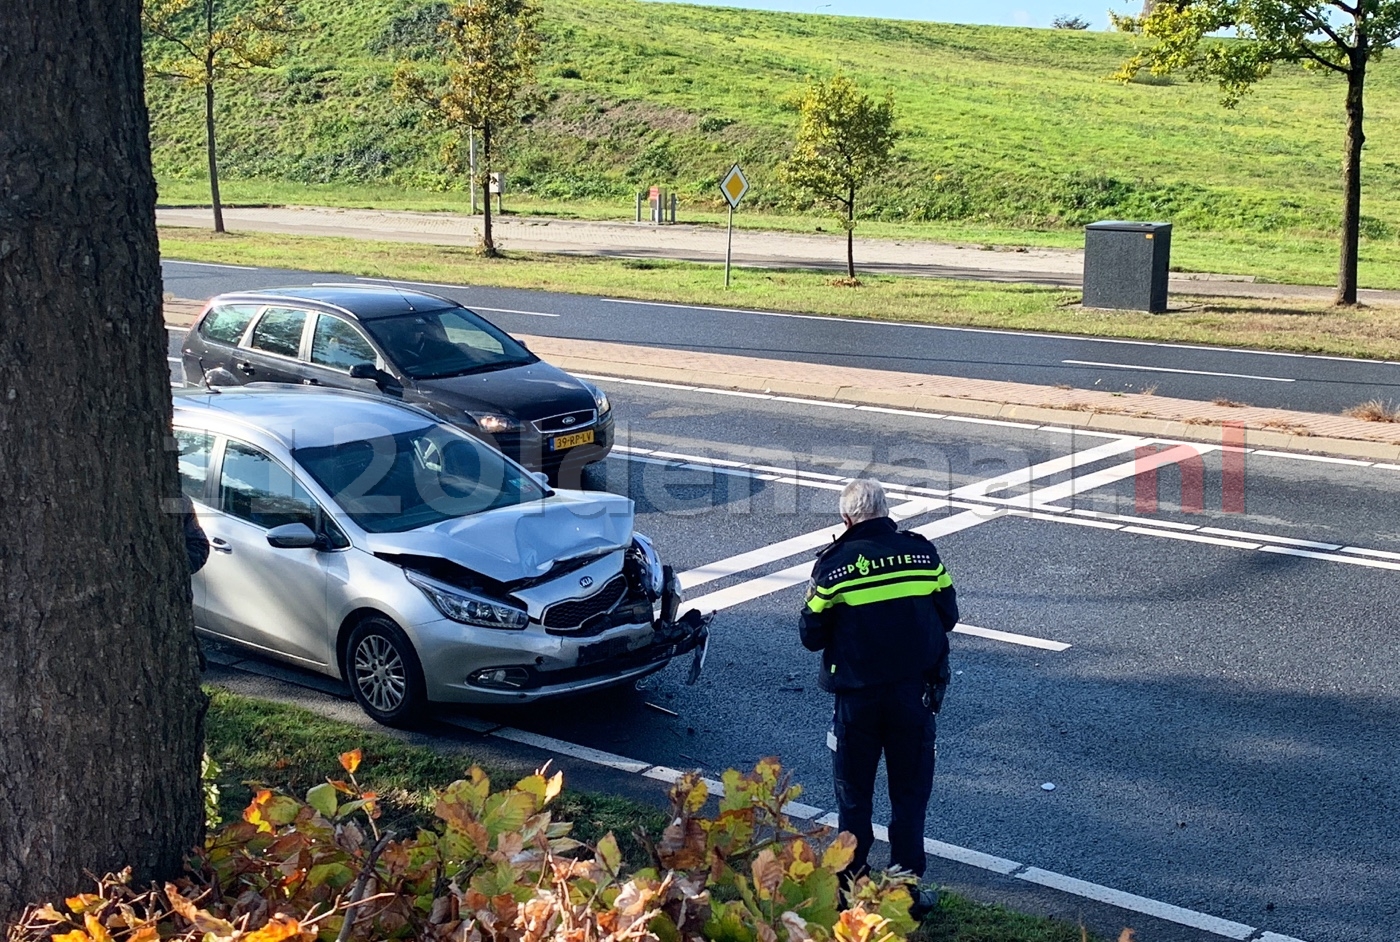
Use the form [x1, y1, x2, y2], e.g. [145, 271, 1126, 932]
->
[415, 358, 532, 380]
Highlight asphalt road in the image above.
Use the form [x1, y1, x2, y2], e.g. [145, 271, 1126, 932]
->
[162, 260, 1400, 415]
[190, 371, 1400, 942]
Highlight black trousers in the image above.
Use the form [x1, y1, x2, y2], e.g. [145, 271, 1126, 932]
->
[832, 679, 937, 877]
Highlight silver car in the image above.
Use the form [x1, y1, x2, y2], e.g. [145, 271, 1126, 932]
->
[173, 386, 707, 725]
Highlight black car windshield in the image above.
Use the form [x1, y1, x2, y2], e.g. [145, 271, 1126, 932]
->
[293, 424, 546, 533]
[363, 307, 535, 379]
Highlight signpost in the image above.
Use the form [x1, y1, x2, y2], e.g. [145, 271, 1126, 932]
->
[719, 163, 748, 287]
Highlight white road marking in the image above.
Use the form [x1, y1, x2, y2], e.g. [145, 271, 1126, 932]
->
[1066, 508, 1202, 531]
[1260, 545, 1400, 571]
[490, 727, 651, 773]
[1340, 545, 1400, 561]
[1249, 450, 1371, 466]
[1015, 868, 1257, 939]
[163, 259, 257, 270]
[951, 436, 1145, 499]
[678, 500, 935, 591]
[352, 276, 477, 291]
[470, 306, 562, 318]
[683, 510, 991, 616]
[953, 624, 1071, 651]
[924, 838, 1022, 875]
[1062, 359, 1295, 383]
[1007, 442, 1213, 509]
[1197, 527, 1342, 550]
[1120, 526, 1261, 550]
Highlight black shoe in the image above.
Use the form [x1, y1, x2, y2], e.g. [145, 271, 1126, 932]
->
[908, 887, 940, 921]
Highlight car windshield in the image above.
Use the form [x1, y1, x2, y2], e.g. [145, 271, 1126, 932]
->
[293, 423, 546, 533]
[363, 307, 535, 380]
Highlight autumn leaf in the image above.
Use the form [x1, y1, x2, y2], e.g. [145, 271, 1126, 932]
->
[821, 832, 858, 873]
[243, 915, 310, 942]
[339, 748, 362, 775]
[82, 914, 113, 942]
[595, 832, 623, 877]
[752, 848, 784, 898]
[51, 931, 91, 942]
[65, 894, 101, 914]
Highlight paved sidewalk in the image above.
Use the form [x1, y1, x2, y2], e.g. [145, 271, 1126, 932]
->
[163, 297, 1400, 462]
[157, 205, 1400, 305]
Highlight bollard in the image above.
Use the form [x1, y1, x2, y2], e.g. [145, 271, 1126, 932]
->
[636, 191, 643, 223]
[669, 192, 677, 223]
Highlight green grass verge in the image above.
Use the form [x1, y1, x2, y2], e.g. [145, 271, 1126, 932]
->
[161, 227, 1400, 362]
[205, 689, 1102, 941]
[145, 0, 1400, 292]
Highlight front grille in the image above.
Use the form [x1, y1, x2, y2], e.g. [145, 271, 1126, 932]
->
[534, 409, 597, 434]
[542, 575, 627, 632]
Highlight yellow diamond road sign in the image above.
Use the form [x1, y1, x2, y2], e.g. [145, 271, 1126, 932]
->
[720, 164, 749, 209]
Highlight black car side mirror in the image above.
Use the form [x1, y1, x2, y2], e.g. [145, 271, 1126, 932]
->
[349, 362, 399, 391]
[266, 522, 318, 549]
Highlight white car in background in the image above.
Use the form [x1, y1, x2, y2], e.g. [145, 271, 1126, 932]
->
[173, 385, 706, 725]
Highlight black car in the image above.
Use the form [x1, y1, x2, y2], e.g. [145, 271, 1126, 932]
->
[180, 285, 613, 478]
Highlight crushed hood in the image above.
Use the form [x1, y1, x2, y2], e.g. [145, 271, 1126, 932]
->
[362, 489, 636, 583]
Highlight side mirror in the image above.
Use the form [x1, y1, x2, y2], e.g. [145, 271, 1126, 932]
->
[349, 362, 379, 381]
[530, 471, 551, 487]
[266, 522, 318, 549]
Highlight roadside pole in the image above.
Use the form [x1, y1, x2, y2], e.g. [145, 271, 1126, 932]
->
[725, 203, 734, 287]
[719, 164, 748, 289]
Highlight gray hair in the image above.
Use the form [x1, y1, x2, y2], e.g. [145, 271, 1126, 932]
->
[840, 479, 889, 523]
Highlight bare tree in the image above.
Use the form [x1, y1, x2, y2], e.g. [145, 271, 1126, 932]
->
[143, 0, 298, 233]
[0, 0, 206, 922]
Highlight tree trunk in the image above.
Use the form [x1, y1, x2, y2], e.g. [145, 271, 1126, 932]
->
[1336, 61, 1366, 306]
[205, 72, 224, 234]
[0, 0, 207, 924]
[480, 122, 496, 257]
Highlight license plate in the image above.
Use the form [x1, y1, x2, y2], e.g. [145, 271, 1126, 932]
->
[551, 429, 595, 451]
[577, 636, 631, 667]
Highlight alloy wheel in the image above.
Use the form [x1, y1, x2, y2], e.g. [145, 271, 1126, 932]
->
[353, 634, 406, 713]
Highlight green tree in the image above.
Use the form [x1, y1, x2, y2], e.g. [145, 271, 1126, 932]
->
[396, 0, 541, 257]
[780, 73, 897, 280]
[1, 0, 206, 921]
[1113, 1, 1400, 306]
[142, 0, 298, 233]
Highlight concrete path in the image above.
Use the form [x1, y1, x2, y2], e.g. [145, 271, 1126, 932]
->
[156, 205, 1400, 305]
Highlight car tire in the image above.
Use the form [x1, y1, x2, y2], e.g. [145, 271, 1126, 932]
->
[345, 616, 426, 727]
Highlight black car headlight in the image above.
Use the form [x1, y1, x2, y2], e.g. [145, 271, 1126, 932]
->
[470, 412, 521, 434]
[582, 381, 611, 416]
[406, 571, 528, 630]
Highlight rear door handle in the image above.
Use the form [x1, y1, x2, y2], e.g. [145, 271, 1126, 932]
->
[236, 361, 255, 375]
[210, 537, 232, 554]
[302, 377, 320, 385]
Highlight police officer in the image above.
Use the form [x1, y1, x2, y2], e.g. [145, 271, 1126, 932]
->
[800, 479, 957, 916]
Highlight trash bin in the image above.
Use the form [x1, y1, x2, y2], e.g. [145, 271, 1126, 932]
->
[1083, 221, 1172, 313]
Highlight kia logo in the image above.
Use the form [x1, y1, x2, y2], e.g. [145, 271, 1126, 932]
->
[562, 416, 577, 426]
[579, 576, 594, 588]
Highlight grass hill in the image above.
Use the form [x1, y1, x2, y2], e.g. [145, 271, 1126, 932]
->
[146, 0, 1400, 278]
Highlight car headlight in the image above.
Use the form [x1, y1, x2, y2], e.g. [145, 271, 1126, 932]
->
[472, 413, 520, 434]
[631, 533, 664, 598]
[583, 381, 611, 415]
[405, 571, 529, 630]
